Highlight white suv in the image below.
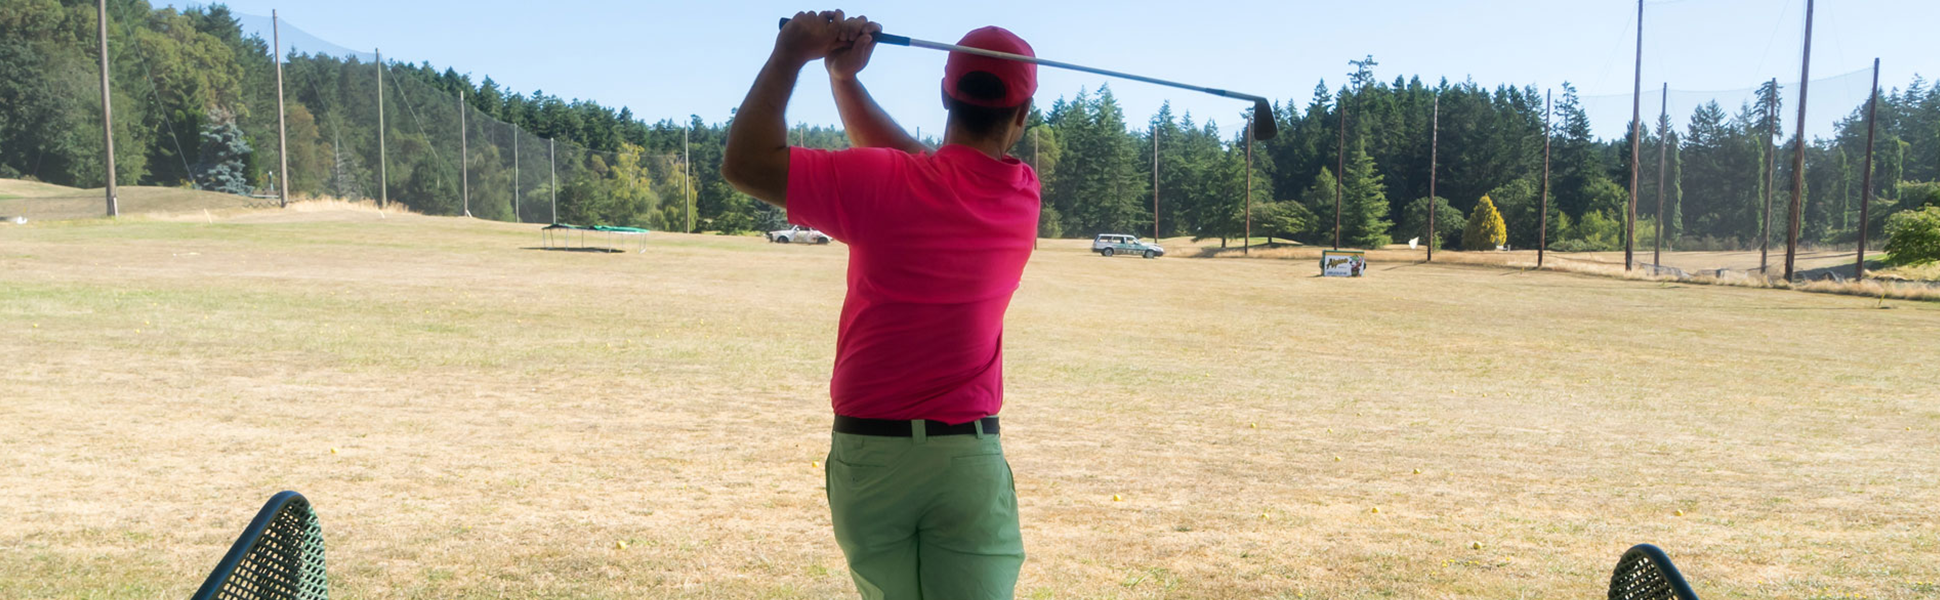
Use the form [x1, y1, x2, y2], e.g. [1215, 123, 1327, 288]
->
[1092, 234, 1164, 258]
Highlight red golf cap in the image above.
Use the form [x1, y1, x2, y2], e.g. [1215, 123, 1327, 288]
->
[943, 26, 1036, 108]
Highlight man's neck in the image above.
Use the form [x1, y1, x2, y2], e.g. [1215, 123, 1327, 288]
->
[942, 129, 1009, 161]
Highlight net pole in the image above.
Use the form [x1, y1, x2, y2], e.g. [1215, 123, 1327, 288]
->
[694, 127, 702, 232]
[1428, 91, 1438, 261]
[1244, 114, 1252, 256]
[1626, 0, 1643, 272]
[1540, 90, 1551, 268]
[683, 126, 692, 233]
[377, 48, 387, 209]
[274, 10, 289, 208]
[1855, 58, 1880, 281]
[549, 138, 557, 224]
[1761, 78, 1776, 275]
[514, 125, 520, 222]
[459, 90, 469, 217]
[1152, 120, 1159, 240]
[1334, 93, 1344, 250]
[97, 0, 118, 217]
[1655, 82, 1668, 268]
[1784, 0, 1814, 281]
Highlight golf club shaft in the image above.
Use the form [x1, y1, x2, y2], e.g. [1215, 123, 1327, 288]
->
[775, 18, 1268, 104]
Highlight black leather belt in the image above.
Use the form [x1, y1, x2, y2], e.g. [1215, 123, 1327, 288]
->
[834, 415, 1000, 437]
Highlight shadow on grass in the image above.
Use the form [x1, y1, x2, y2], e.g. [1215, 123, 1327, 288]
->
[1188, 241, 1304, 259]
[520, 246, 629, 254]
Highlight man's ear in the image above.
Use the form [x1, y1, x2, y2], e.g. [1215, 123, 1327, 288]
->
[1009, 100, 1032, 146]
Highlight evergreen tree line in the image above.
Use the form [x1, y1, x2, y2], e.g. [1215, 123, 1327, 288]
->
[5, 1, 1937, 245]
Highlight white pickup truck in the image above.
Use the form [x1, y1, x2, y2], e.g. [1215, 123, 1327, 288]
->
[767, 225, 831, 245]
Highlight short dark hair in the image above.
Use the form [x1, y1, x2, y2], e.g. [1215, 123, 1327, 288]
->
[946, 71, 1023, 140]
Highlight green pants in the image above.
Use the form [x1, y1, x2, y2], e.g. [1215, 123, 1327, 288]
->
[825, 425, 1025, 600]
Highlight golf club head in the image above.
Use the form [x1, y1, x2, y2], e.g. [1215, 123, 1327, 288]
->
[1251, 100, 1278, 141]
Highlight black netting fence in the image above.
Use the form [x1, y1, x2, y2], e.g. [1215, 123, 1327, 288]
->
[5, 4, 1934, 283]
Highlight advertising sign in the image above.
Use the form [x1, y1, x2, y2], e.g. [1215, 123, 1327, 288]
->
[1321, 250, 1367, 277]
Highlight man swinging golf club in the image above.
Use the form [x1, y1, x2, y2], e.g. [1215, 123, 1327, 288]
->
[722, 10, 1039, 600]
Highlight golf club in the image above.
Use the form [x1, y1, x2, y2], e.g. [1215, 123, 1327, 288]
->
[777, 18, 1278, 140]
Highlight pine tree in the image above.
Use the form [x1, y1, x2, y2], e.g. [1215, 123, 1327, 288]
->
[326, 128, 367, 200]
[1552, 83, 1607, 221]
[1295, 166, 1337, 245]
[1463, 194, 1508, 250]
[192, 107, 255, 196]
[1014, 123, 1063, 238]
[1046, 87, 1149, 237]
[1340, 141, 1392, 248]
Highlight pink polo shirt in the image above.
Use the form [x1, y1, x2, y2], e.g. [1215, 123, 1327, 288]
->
[786, 144, 1040, 425]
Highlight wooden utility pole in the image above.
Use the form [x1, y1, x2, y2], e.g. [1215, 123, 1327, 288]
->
[1334, 94, 1345, 249]
[1654, 82, 1668, 268]
[273, 10, 289, 208]
[97, 0, 118, 217]
[376, 48, 387, 209]
[1760, 78, 1776, 275]
[1540, 90, 1552, 268]
[1784, 0, 1814, 281]
[1244, 114, 1253, 256]
[1428, 92, 1439, 261]
[1855, 58, 1881, 281]
[1625, 0, 1643, 272]
[459, 90, 469, 217]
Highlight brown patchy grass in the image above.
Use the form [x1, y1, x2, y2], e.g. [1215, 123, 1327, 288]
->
[1184, 239, 1940, 302]
[3, 214, 1938, 599]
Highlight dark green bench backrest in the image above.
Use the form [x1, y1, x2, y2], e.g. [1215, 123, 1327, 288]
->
[191, 491, 329, 600]
[1609, 543, 1699, 600]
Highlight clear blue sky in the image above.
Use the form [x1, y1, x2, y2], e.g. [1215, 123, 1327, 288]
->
[186, 0, 1939, 140]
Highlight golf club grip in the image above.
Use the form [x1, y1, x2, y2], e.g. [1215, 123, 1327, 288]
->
[774, 18, 910, 46]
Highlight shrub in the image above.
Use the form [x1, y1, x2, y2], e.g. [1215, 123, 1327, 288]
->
[1552, 209, 1624, 251]
[1884, 206, 1940, 264]
[1462, 195, 1508, 250]
[1395, 196, 1463, 250]
[1485, 177, 1553, 249]
[1900, 181, 1940, 211]
[1251, 200, 1315, 241]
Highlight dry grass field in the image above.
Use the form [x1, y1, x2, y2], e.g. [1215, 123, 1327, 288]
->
[0, 179, 263, 221]
[3, 206, 1938, 599]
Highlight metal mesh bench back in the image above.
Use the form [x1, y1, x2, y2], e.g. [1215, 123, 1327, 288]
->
[191, 491, 329, 600]
[1609, 543, 1699, 600]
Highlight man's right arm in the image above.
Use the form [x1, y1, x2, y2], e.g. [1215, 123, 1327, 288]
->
[832, 77, 927, 154]
[824, 19, 927, 154]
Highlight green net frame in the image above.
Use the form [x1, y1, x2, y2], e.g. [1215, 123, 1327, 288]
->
[191, 491, 329, 600]
[1608, 543, 1699, 600]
